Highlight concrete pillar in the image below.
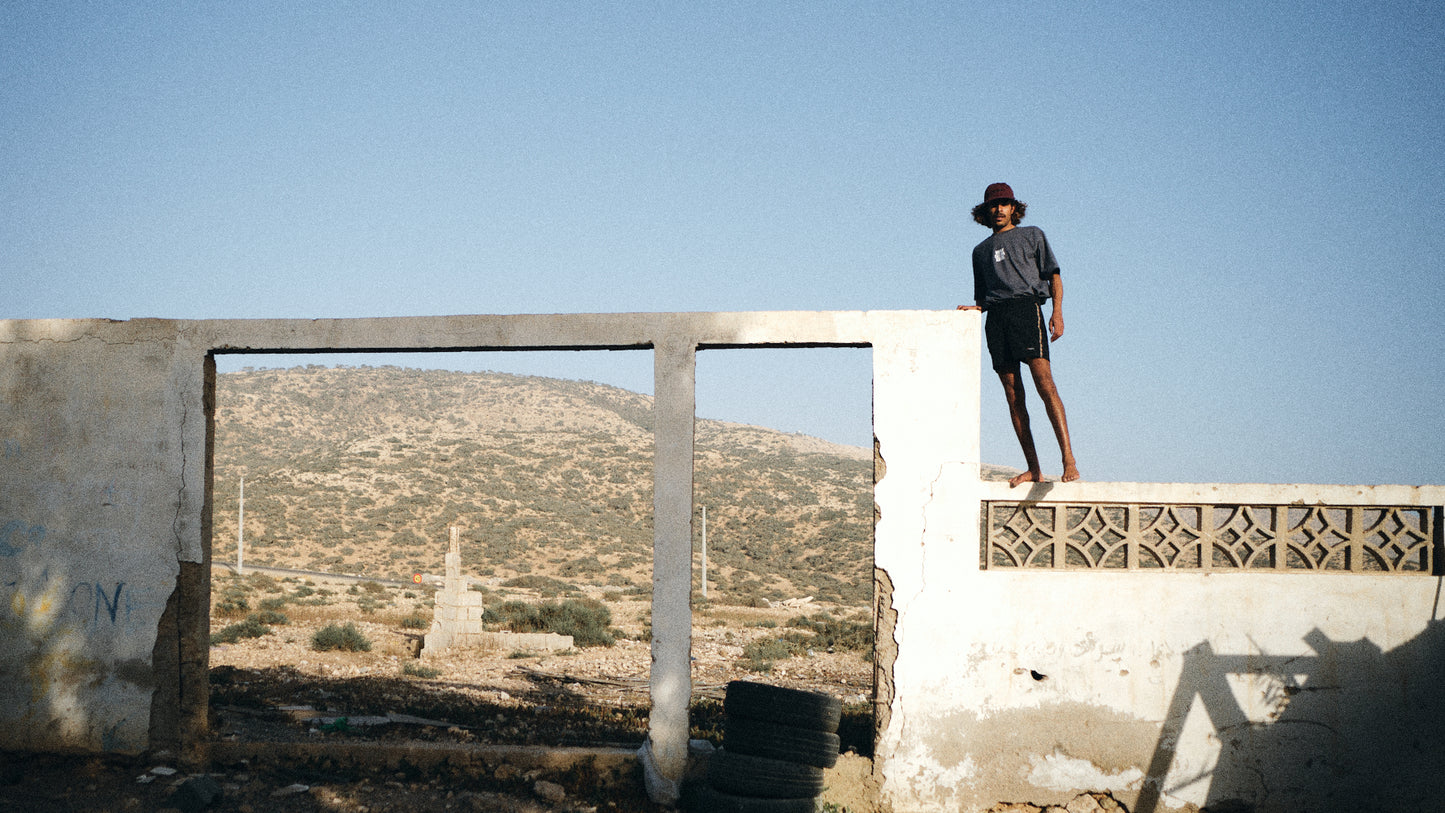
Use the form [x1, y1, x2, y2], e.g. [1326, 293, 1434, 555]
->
[870, 312, 981, 809]
[646, 336, 696, 797]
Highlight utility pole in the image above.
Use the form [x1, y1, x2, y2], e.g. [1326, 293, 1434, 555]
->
[700, 505, 707, 600]
[237, 476, 245, 575]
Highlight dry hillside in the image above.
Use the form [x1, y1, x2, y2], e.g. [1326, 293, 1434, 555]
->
[212, 365, 877, 606]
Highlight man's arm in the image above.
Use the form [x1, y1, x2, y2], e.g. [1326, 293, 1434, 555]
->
[1048, 273, 1064, 341]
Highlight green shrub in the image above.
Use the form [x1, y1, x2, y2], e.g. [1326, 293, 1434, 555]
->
[215, 595, 250, 617]
[740, 636, 804, 672]
[486, 598, 615, 647]
[211, 616, 270, 645]
[253, 610, 289, 626]
[245, 573, 281, 593]
[258, 596, 289, 611]
[786, 612, 874, 653]
[402, 661, 441, 679]
[501, 574, 578, 594]
[399, 614, 429, 630]
[360, 580, 386, 595]
[312, 622, 372, 652]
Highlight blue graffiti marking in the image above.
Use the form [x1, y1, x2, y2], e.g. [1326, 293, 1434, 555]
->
[95, 582, 125, 624]
[0, 520, 45, 557]
[64, 582, 128, 625]
[2, 440, 18, 458]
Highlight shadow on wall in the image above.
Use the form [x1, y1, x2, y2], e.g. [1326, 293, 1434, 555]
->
[1137, 605, 1445, 812]
[1, 516, 163, 754]
[0, 551, 98, 750]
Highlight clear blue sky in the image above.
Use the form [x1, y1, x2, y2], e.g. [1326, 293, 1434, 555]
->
[4, 2, 1441, 485]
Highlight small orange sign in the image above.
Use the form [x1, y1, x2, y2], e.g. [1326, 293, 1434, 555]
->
[412, 573, 423, 584]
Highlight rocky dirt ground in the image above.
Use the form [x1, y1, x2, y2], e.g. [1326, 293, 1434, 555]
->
[0, 748, 640, 813]
[0, 574, 876, 812]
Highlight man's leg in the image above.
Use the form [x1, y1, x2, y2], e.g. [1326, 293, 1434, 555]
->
[998, 365, 1044, 486]
[1024, 357, 1080, 482]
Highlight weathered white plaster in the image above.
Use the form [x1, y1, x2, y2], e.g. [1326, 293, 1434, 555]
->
[877, 473, 1445, 812]
[1026, 750, 1144, 793]
[0, 319, 189, 752]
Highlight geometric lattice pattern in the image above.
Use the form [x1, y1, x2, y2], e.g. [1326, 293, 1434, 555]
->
[982, 503, 1438, 573]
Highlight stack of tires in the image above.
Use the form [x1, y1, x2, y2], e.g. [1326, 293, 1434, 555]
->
[683, 680, 843, 812]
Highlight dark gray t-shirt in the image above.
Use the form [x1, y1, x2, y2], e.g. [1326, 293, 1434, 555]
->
[971, 225, 1060, 309]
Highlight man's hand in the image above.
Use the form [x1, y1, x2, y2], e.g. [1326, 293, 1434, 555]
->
[1049, 310, 1064, 341]
[956, 305, 981, 311]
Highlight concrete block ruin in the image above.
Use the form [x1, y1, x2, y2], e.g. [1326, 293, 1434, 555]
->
[421, 528, 571, 656]
[2, 311, 1442, 812]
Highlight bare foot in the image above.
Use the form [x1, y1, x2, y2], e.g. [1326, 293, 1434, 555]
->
[1009, 470, 1044, 487]
[1061, 462, 1080, 482]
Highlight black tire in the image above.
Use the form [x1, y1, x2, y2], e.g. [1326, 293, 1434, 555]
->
[706, 748, 826, 799]
[680, 780, 818, 813]
[725, 715, 841, 768]
[724, 680, 842, 733]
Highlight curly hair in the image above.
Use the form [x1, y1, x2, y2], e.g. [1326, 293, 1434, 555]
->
[970, 198, 1027, 228]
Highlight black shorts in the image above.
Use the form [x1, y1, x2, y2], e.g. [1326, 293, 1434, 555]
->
[984, 299, 1050, 372]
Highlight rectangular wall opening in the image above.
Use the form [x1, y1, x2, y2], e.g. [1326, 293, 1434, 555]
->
[205, 349, 664, 749]
[692, 346, 876, 756]
[196, 336, 880, 764]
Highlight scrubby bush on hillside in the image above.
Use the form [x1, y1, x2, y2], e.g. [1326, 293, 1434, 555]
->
[486, 598, 615, 647]
[245, 573, 281, 593]
[785, 612, 873, 654]
[312, 622, 371, 652]
[211, 616, 271, 645]
[214, 577, 255, 617]
[253, 609, 289, 626]
[501, 574, 579, 595]
[402, 661, 441, 679]
[740, 637, 804, 672]
[215, 594, 250, 617]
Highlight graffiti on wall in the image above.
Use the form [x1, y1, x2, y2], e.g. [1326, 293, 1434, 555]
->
[0, 519, 45, 557]
[0, 473, 163, 753]
[3, 567, 154, 634]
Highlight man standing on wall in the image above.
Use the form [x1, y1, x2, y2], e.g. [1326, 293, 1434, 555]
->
[960, 182, 1080, 486]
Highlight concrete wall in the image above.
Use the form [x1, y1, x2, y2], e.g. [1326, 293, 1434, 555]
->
[2, 311, 1441, 812]
[0, 310, 919, 770]
[877, 478, 1445, 812]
